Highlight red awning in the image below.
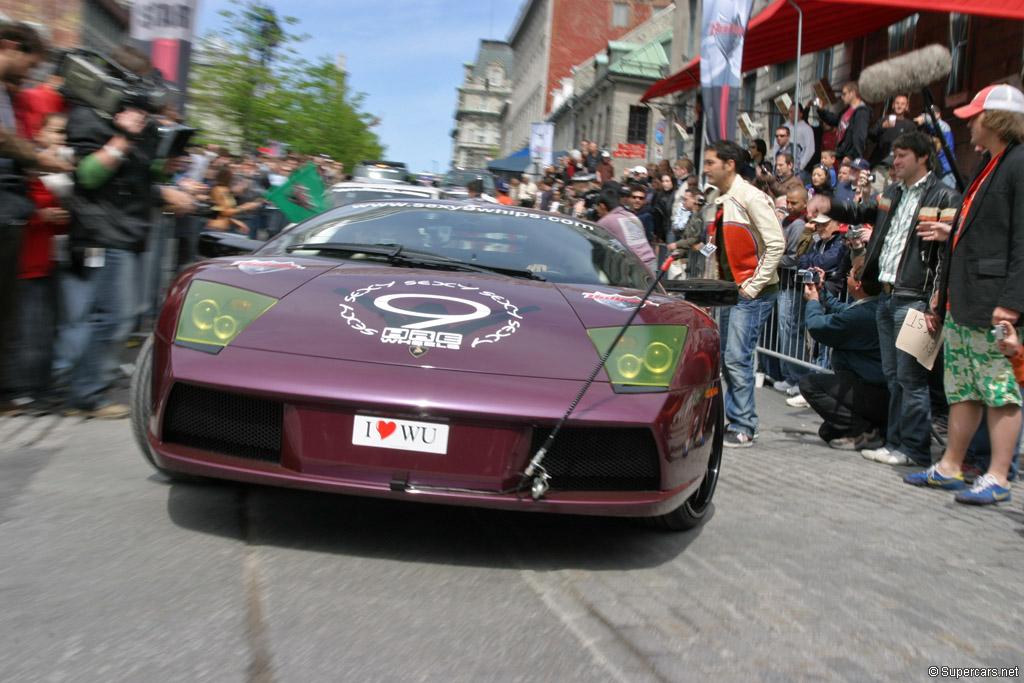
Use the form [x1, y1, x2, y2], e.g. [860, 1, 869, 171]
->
[641, 0, 1024, 102]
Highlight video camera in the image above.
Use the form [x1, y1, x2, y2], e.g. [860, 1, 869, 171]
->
[56, 48, 196, 159]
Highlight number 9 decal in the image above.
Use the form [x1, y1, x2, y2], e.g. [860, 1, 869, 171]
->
[373, 294, 492, 330]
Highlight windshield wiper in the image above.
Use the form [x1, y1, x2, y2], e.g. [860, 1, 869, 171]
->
[284, 242, 544, 280]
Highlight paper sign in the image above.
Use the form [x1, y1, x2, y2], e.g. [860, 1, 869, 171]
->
[896, 308, 943, 370]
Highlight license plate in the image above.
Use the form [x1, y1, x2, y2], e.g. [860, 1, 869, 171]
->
[352, 415, 449, 454]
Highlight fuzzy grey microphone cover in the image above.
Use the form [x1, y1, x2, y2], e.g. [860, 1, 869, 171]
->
[858, 45, 953, 104]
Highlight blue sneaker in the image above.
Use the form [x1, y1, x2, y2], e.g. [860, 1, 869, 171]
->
[903, 464, 965, 490]
[954, 474, 1011, 505]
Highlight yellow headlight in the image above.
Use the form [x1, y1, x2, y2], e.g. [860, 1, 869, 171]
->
[617, 353, 642, 379]
[587, 325, 688, 387]
[644, 342, 673, 374]
[192, 299, 219, 330]
[176, 281, 277, 348]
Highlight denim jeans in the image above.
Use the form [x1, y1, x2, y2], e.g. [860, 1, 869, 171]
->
[720, 290, 779, 437]
[68, 248, 137, 410]
[876, 291, 932, 463]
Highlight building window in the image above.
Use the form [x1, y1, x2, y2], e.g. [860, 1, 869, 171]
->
[612, 3, 628, 28]
[487, 64, 504, 88]
[947, 13, 970, 95]
[814, 47, 833, 81]
[888, 14, 918, 54]
[627, 106, 649, 144]
[773, 60, 796, 82]
[741, 74, 757, 115]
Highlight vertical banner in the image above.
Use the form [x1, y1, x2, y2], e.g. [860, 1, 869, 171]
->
[529, 122, 554, 168]
[700, 0, 755, 142]
[130, 0, 200, 110]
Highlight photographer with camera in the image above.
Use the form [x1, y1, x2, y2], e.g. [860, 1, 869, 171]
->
[62, 45, 194, 419]
[797, 260, 889, 449]
[808, 131, 960, 466]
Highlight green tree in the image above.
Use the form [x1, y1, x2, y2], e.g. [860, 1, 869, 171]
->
[190, 0, 384, 164]
[191, 1, 302, 150]
[279, 57, 384, 170]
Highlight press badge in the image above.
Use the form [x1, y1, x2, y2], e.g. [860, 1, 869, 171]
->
[84, 247, 105, 268]
[699, 243, 717, 257]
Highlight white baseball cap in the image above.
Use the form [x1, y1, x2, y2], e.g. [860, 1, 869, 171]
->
[954, 84, 1024, 119]
[633, 165, 647, 174]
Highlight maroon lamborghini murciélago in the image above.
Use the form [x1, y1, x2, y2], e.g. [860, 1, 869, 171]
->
[132, 200, 729, 530]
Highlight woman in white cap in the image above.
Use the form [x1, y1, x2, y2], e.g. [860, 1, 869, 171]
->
[910, 84, 1024, 506]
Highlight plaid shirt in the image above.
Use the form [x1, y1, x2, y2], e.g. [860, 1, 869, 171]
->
[877, 173, 929, 285]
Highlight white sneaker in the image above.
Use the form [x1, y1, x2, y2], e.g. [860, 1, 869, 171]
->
[876, 450, 917, 466]
[861, 446, 891, 462]
[786, 385, 802, 397]
[785, 393, 809, 408]
[772, 381, 794, 393]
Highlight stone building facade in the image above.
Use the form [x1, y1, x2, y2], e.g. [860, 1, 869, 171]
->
[501, 0, 671, 157]
[451, 40, 513, 170]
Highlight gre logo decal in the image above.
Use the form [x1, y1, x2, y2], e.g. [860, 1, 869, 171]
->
[373, 294, 492, 329]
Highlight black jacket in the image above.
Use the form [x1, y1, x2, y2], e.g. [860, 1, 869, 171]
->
[935, 143, 1024, 327]
[66, 106, 161, 253]
[818, 102, 870, 161]
[828, 172, 961, 300]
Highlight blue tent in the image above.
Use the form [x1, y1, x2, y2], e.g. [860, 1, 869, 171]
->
[487, 147, 531, 173]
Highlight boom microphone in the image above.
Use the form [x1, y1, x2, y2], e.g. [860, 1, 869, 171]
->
[858, 44, 952, 103]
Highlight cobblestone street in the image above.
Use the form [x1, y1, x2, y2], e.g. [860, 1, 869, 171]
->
[1, 385, 1021, 681]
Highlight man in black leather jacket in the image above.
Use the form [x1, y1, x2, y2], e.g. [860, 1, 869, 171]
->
[807, 131, 960, 467]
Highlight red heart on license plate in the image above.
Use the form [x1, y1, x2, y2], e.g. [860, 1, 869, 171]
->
[376, 421, 397, 439]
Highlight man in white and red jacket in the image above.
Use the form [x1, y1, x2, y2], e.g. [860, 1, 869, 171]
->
[703, 140, 786, 447]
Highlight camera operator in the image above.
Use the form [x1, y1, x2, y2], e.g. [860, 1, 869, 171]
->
[63, 45, 194, 419]
[808, 131, 960, 466]
[569, 173, 599, 221]
[797, 261, 889, 450]
[0, 22, 74, 414]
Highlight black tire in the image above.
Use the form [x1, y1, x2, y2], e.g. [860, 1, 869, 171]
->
[644, 393, 723, 531]
[130, 336, 205, 483]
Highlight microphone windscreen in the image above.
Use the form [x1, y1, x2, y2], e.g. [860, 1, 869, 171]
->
[858, 45, 952, 104]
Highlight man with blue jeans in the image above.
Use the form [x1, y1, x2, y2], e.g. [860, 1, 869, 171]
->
[808, 131, 960, 465]
[703, 140, 785, 447]
[64, 45, 194, 418]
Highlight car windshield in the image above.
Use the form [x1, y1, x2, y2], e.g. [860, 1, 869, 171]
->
[442, 171, 495, 193]
[330, 188, 433, 208]
[263, 201, 652, 288]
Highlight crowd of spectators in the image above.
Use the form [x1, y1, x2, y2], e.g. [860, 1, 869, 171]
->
[2, 20, 1023, 508]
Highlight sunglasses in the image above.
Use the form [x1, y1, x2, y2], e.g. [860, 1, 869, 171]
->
[631, 195, 646, 200]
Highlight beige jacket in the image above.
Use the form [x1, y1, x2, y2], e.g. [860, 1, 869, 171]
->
[704, 176, 785, 298]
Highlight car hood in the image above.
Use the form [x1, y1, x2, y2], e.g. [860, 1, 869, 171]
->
[183, 258, 692, 381]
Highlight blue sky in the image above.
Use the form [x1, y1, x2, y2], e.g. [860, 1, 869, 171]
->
[196, 0, 524, 174]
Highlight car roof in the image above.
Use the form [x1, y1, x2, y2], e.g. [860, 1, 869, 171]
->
[330, 182, 440, 195]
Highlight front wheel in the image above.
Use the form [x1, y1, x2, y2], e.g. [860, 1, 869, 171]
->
[130, 336, 205, 483]
[644, 393, 723, 531]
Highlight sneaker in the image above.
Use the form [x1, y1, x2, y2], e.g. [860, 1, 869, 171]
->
[903, 464, 966, 490]
[772, 381, 794, 394]
[829, 436, 859, 450]
[876, 450, 920, 466]
[66, 403, 130, 420]
[723, 430, 754, 448]
[954, 473, 1011, 505]
[785, 393, 809, 408]
[786, 385, 802, 397]
[851, 428, 885, 451]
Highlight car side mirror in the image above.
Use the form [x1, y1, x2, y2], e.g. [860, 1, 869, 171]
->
[198, 231, 265, 258]
[661, 278, 739, 307]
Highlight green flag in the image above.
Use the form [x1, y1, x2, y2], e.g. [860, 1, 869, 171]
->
[266, 163, 327, 223]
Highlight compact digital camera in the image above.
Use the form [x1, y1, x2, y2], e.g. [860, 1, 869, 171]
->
[797, 269, 822, 284]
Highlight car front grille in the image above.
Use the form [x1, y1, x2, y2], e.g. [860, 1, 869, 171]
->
[162, 383, 283, 464]
[529, 427, 661, 491]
